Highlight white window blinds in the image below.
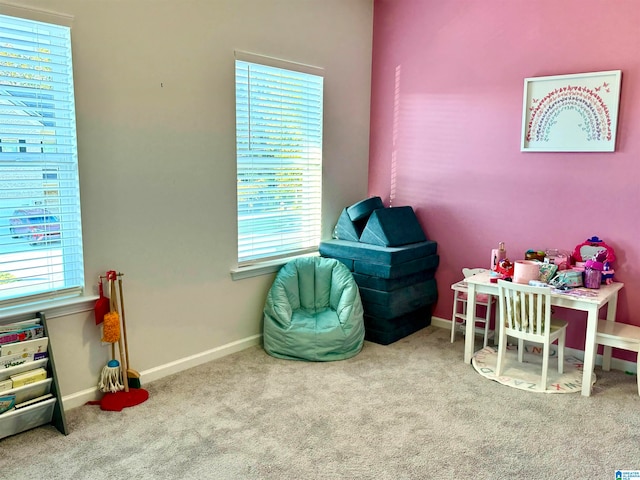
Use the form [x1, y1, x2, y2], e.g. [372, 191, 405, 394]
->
[235, 53, 323, 265]
[0, 13, 84, 306]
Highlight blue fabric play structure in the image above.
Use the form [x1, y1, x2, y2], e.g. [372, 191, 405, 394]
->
[263, 256, 365, 361]
[321, 196, 439, 345]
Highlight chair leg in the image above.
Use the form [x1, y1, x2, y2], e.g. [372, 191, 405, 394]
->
[496, 325, 507, 377]
[636, 352, 640, 397]
[451, 294, 466, 343]
[492, 300, 499, 347]
[557, 331, 565, 375]
[450, 294, 458, 343]
[518, 339, 524, 363]
[482, 300, 491, 348]
[541, 343, 550, 391]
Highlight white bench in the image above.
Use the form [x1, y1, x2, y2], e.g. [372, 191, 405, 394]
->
[596, 320, 640, 396]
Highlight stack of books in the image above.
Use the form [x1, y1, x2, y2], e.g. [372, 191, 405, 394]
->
[0, 319, 52, 416]
[0, 319, 48, 369]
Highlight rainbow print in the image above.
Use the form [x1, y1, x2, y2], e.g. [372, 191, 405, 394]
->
[521, 71, 621, 152]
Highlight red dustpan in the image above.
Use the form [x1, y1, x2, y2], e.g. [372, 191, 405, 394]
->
[97, 388, 149, 411]
[87, 388, 149, 411]
[94, 277, 109, 325]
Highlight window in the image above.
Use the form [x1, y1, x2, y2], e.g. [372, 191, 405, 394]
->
[0, 12, 84, 307]
[235, 52, 323, 266]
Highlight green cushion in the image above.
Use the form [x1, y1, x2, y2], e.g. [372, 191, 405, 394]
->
[332, 208, 366, 242]
[359, 206, 427, 247]
[353, 254, 440, 279]
[359, 278, 438, 319]
[319, 239, 438, 266]
[346, 196, 384, 222]
[263, 257, 365, 361]
[352, 269, 436, 291]
[364, 306, 432, 345]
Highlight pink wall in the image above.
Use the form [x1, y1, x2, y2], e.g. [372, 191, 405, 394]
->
[369, 0, 640, 356]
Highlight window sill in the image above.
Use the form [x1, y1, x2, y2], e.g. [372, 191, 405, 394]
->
[0, 294, 99, 322]
[230, 252, 319, 281]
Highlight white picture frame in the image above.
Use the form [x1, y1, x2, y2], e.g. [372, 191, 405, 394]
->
[521, 70, 622, 152]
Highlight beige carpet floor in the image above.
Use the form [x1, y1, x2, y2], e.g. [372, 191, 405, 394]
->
[0, 325, 639, 479]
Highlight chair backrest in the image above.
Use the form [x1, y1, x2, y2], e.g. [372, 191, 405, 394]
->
[497, 280, 552, 338]
[273, 256, 359, 312]
[462, 268, 488, 278]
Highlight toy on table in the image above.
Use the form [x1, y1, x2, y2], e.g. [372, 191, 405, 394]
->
[573, 236, 616, 285]
[525, 250, 546, 261]
[602, 263, 615, 285]
[573, 236, 616, 264]
[495, 258, 514, 279]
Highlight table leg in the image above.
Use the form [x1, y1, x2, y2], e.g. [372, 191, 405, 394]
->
[581, 305, 599, 397]
[464, 283, 477, 363]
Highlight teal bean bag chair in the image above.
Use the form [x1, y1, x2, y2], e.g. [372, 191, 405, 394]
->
[263, 257, 365, 361]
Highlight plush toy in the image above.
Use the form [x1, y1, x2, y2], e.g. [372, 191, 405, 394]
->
[602, 262, 615, 285]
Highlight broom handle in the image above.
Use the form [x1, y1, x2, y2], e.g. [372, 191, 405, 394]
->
[117, 334, 129, 392]
[109, 275, 128, 392]
[109, 278, 116, 360]
[118, 276, 131, 369]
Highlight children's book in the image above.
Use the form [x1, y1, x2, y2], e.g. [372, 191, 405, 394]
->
[0, 393, 16, 414]
[0, 378, 12, 392]
[0, 352, 42, 369]
[0, 325, 45, 346]
[10, 367, 47, 388]
[0, 337, 48, 357]
[0, 320, 40, 334]
[14, 393, 53, 410]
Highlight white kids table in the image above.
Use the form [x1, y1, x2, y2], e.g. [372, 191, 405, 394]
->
[462, 270, 624, 397]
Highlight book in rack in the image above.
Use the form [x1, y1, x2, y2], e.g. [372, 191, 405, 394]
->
[0, 312, 67, 439]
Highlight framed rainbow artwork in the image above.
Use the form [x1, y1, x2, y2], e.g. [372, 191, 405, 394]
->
[521, 70, 621, 152]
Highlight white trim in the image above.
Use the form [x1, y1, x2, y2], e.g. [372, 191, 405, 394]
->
[234, 50, 324, 77]
[61, 386, 101, 411]
[431, 315, 637, 374]
[0, 1, 73, 26]
[61, 334, 263, 410]
[230, 252, 319, 281]
[0, 295, 98, 323]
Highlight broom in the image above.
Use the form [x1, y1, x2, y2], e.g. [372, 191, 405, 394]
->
[118, 273, 141, 388]
[98, 274, 128, 393]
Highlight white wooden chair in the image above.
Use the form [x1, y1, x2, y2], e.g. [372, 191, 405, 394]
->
[450, 268, 495, 347]
[495, 280, 568, 391]
[596, 320, 640, 396]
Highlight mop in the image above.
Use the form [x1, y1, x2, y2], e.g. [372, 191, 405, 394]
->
[98, 359, 124, 393]
[98, 274, 127, 393]
[89, 271, 149, 411]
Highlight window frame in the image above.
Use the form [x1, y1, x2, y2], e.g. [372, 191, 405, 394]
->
[233, 51, 324, 277]
[0, 4, 85, 309]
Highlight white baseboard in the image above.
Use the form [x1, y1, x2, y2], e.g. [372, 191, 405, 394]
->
[61, 334, 262, 410]
[431, 315, 637, 374]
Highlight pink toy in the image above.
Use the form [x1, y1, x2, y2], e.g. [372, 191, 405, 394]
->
[584, 248, 615, 285]
[573, 236, 616, 264]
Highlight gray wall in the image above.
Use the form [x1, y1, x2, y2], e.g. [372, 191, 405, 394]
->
[4, 0, 373, 404]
